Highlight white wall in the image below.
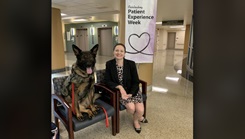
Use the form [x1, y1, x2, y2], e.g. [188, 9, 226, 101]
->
[155, 29, 185, 50]
[62, 21, 67, 51]
[162, 29, 167, 49]
[174, 30, 185, 49]
[155, 28, 167, 50]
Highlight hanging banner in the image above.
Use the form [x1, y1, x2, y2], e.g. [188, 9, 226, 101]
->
[125, 0, 158, 63]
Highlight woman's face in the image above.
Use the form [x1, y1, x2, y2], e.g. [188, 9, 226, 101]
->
[113, 45, 125, 60]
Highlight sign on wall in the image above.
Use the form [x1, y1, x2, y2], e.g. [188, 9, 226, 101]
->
[125, 0, 158, 63]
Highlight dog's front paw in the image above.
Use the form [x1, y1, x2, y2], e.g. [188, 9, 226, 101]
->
[92, 110, 97, 115]
[77, 116, 84, 121]
[94, 105, 100, 110]
[90, 105, 99, 115]
[87, 110, 94, 119]
[76, 113, 84, 121]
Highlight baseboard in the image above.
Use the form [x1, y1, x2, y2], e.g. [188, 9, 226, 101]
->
[147, 85, 152, 92]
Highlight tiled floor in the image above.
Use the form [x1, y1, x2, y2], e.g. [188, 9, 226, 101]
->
[51, 49, 193, 139]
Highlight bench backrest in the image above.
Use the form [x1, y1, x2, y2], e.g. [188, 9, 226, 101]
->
[53, 69, 106, 95]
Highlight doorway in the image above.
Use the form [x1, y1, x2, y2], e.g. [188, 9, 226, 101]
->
[98, 28, 113, 56]
[167, 32, 176, 49]
[76, 29, 89, 51]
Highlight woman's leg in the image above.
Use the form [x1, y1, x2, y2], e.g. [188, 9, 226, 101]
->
[131, 102, 144, 129]
[125, 102, 136, 114]
[125, 102, 141, 128]
[125, 102, 145, 129]
[134, 102, 144, 121]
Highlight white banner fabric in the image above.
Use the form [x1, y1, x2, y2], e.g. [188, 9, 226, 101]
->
[125, 0, 158, 63]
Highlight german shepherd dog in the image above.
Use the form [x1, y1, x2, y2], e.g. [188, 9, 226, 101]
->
[62, 44, 100, 121]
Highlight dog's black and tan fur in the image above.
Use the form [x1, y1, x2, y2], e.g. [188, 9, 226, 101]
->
[62, 44, 100, 121]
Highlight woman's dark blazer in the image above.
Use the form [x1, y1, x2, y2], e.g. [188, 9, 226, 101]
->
[104, 58, 140, 97]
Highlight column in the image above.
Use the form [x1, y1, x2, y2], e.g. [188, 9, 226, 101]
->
[52, 8, 66, 73]
[184, 24, 190, 54]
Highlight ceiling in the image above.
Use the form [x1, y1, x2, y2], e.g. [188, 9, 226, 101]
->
[52, 0, 193, 31]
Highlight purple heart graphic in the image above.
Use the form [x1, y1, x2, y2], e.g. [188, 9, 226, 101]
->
[127, 32, 153, 55]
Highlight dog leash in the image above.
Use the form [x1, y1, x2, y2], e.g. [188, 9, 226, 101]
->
[98, 106, 109, 127]
[71, 83, 76, 115]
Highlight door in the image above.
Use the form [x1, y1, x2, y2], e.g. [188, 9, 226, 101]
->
[98, 28, 113, 56]
[167, 32, 176, 49]
[76, 29, 89, 51]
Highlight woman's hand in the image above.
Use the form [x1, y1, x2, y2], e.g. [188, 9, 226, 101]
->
[121, 93, 132, 100]
[117, 85, 132, 100]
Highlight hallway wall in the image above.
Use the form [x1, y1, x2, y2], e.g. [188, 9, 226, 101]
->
[156, 29, 186, 50]
[64, 22, 118, 52]
[184, 24, 190, 54]
[175, 30, 185, 49]
[155, 28, 168, 50]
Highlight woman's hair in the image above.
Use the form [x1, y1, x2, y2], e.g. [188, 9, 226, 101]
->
[113, 43, 126, 51]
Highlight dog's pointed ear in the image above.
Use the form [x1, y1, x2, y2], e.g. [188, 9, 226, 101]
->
[72, 44, 82, 56]
[90, 44, 99, 55]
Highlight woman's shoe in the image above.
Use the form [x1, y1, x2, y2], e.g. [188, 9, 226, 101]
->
[133, 122, 141, 133]
[134, 126, 141, 133]
[140, 117, 148, 123]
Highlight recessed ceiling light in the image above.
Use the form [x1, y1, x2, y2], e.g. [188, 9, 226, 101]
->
[73, 19, 88, 22]
[156, 22, 162, 24]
